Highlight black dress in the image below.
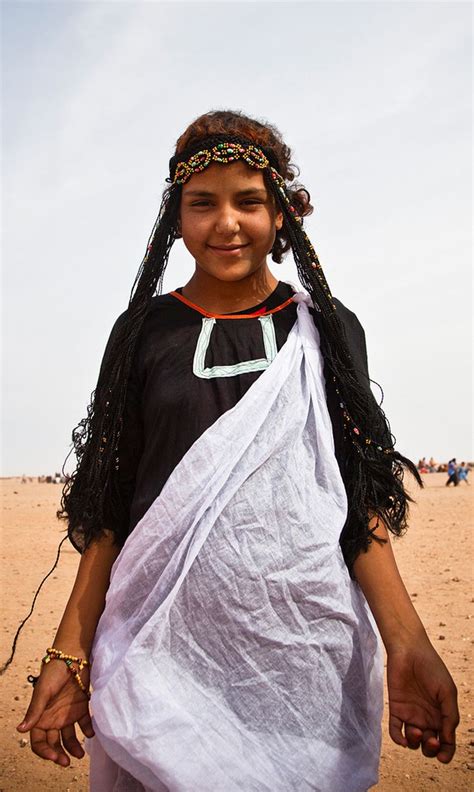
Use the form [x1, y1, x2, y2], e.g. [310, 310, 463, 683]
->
[70, 281, 376, 555]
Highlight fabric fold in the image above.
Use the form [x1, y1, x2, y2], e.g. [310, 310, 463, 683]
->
[89, 294, 383, 792]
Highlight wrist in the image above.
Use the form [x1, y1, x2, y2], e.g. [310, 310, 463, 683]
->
[51, 643, 90, 659]
[379, 614, 430, 654]
[52, 630, 93, 660]
[40, 647, 91, 698]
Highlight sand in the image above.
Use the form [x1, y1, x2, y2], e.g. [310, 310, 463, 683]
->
[0, 473, 472, 791]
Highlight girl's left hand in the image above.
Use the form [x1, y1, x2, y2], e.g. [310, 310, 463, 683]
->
[386, 638, 460, 763]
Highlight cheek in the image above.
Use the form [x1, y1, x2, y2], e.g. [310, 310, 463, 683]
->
[180, 214, 208, 243]
[247, 213, 277, 240]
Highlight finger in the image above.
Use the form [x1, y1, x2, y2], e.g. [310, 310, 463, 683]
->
[17, 685, 50, 732]
[61, 723, 85, 759]
[437, 686, 460, 763]
[78, 710, 95, 739]
[30, 727, 60, 763]
[389, 714, 407, 748]
[421, 729, 440, 758]
[405, 724, 423, 750]
[46, 729, 70, 767]
[437, 717, 458, 764]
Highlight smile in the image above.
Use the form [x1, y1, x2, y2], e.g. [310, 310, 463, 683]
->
[208, 244, 249, 255]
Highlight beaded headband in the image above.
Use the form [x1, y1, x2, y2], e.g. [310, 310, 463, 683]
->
[171, 141, 270, 185]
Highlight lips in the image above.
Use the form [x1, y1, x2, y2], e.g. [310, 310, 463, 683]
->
[208, 244, 249, 257]
[208, 244, 249, 251]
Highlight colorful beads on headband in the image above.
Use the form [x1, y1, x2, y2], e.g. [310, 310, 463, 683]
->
[242, 145, 269, 169]
[212, 142, 246, 163]
[172, 142, 269, 184]
[174, 161, 192, 184]
[189, 149, 212, 170]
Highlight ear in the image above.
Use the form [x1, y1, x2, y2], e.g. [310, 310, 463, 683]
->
[275, 211, 283, 231]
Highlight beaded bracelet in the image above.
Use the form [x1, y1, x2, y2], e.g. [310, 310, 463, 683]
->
[42, 647, 91, 698]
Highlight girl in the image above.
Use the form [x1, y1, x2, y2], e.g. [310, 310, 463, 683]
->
[17, 110, 459, 792]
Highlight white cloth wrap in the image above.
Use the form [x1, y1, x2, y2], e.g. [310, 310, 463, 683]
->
[88, 295, 383, 792]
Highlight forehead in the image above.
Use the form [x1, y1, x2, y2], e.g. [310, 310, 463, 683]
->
[181, 161, 266, 195]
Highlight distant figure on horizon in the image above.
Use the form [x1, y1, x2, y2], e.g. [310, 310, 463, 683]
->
[445, 459, 459, 487]
[428, 457, 438, 472]
[457, 462, 470, 485]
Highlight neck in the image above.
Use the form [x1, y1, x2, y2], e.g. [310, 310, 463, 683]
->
[181, 264, 279, 314]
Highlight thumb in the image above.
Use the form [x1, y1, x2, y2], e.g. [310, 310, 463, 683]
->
[17, 684, 50, 732]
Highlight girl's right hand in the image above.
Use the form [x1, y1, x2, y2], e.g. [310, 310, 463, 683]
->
[16, 658, 94, 767]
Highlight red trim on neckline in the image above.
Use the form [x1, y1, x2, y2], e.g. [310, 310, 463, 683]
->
[169, 290, 295, 319]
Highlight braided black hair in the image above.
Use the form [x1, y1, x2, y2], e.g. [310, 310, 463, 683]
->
[58, 184, 181, 549]
[59, 129, 421, 571]
[260, 166, 422, 569]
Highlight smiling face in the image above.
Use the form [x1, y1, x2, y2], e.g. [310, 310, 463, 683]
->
[179, 161, 283, 284]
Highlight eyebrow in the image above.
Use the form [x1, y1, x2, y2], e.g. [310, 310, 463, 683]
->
[183, 188, 268, 198]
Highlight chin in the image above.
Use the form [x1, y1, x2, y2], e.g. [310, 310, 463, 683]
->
[195, 260, 259, 281]
[207, 268, 261, 283]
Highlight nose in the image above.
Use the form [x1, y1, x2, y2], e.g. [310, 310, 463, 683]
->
[214, 205, 240, 235]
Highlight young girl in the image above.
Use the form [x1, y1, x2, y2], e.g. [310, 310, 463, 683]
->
[17, 110, 459, 792]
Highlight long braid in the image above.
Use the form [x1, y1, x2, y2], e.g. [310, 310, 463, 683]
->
[58, 185, 181, 548]
[263, 166, 421, 568]
[2, 188, 182, 669]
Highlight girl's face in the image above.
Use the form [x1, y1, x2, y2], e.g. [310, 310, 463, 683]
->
[179, 161, 283, 283]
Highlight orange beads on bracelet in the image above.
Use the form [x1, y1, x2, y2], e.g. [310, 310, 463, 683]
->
[42, 647, 91, 698]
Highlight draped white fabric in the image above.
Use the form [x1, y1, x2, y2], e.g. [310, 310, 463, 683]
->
[88, 294, 383, 792]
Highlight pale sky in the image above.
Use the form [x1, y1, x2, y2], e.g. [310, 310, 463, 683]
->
[2, 0, 472, 475]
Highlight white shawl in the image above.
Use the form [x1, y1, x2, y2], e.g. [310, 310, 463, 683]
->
[88, 294, 383, 792]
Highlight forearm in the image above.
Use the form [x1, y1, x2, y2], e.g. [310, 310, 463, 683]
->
[353, 515, 429, 652]
[53, 530, 120, 658]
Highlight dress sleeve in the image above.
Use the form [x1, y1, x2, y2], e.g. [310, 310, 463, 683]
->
[100, 317, 144, 548]
[67, 314, 144, 553]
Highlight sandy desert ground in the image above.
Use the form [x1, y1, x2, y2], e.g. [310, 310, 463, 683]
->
[0, 473, 472, 791]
